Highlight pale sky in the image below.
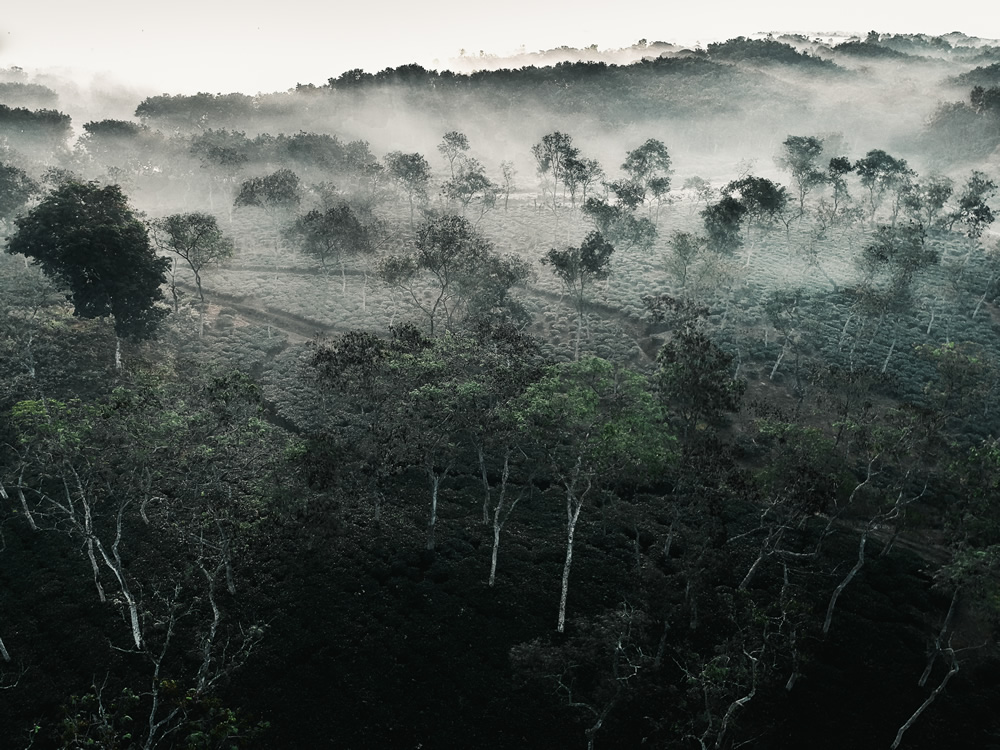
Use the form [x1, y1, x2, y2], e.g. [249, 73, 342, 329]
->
[2, 1, 998, 95]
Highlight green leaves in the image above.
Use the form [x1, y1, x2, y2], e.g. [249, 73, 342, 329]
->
[7, 180, 169, 340]
[510, 356, 674, 480]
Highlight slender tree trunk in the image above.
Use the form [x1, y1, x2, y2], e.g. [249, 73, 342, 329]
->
[11, 484, 37, 531]
[557, 499, 583, 633]
[920, 588, 959, 687]
[488, 454, 522, 587]
[770, 339, 790, 380]
[891, 652, 959, 750]
[557, 474, 589, 633]
[478, 444, 491, 525]
[823, 531, 867, 634]
[427, 470, 441, 551]
[425, 460, 452, 551]
[882, 334, 897, 374]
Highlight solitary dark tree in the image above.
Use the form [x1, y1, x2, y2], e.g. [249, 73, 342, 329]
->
[234, 168, 302, 270]
[385, 151, 431, 229]
[438, 130, 470, 178]
[285, 202, 370, 292]
[543, 231, 615, 360]
[854, 149, 914, 220]
[151, 212, 235, 304]
[532, 131, 578, 211]
[6, 181, 169, 366]
[701, 195, 748, 254]
[777, 135, 825, 213]
[953, 170, 997, 238]
[621, 138, 673, 213]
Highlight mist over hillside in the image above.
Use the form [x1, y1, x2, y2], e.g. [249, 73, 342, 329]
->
[2, 27, 1000, 750]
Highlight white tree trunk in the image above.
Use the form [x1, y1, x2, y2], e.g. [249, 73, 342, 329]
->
[557, 495, 585, 633]
[823, 532, 867, 634]
[891, 653, 959, 750]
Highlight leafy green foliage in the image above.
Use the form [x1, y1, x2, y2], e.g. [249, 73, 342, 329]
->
[378, 214, 530, 334]
[509, 355, 673, 481]
[581, 196, 656, 251]
[6, 181, 169, 340]
[655, 328, 746, 432]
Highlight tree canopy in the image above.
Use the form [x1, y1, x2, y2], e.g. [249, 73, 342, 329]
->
[6, 181, 169, 340]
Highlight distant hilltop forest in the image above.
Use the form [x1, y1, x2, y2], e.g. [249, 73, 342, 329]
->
[2, 30, 997, 178]
[3, 27, 1000, 750]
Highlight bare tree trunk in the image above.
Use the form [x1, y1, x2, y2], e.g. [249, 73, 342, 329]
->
[427, 470, 441, 551]
[557, 474, 590, 633]
[558, 500, 582, 633]
[770, 340, 790, 380]
[920, 588, 959, 687]
[881, 334, 897, 374]
[10, 483, 37, 531]
[488, 454, 525, 587]
[891, 651, 959, 750]
[478, 444, 491, 525]
[823, 531, 867, 634]
[425, 460, 453, 551]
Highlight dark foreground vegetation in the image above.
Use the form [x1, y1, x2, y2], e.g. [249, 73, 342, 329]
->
[2, 29, 1000, 749]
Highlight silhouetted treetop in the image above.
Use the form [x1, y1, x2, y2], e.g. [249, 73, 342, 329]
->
[706, 37, 839, 69]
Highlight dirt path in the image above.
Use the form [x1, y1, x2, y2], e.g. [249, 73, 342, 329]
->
[177, 281, 341, 342]
[192, 268, 664, 360]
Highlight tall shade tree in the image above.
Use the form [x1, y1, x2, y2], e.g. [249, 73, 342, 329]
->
[151, 212, 235, 304]
[234, 168, 302, 271]
[854, 149, 914, 220]
[621, 138, 673, 211]
[701, 195, 748, 254]
[952, 170, 997, 238]
[825, 155, 855, 220]
[853, 222, 939, 371]
[508, 356, 672, 632]
[438, 130, 470, 178]
[284, 201, 369, 292]
[532, 131, 578, 211]
[377, 214, 531, 335]
[562, 155, 604, 208]
[441, 157, 500, 219]
[6, 181, 169, 366]
[777, 135, 826, 213]
[543, 231, 615, 360]
[384, 151, 431, 229]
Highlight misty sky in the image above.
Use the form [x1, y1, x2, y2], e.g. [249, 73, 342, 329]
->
[3, 0, 999, 95]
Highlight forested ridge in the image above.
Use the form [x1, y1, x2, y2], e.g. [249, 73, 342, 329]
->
[1, 29, 1000, 749]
